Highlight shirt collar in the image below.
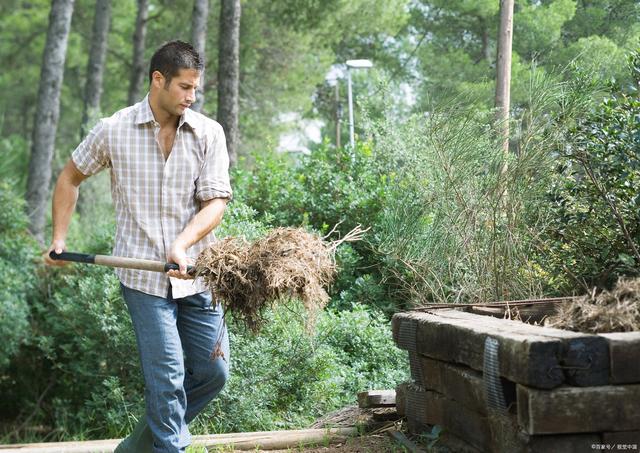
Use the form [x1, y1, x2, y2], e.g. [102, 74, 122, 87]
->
[134, 94, 155, 125]
[135, 94, 201, 137]
[179, 107, 200, 136]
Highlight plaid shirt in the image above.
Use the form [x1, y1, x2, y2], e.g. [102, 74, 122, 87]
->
[72, 94, 232, 299]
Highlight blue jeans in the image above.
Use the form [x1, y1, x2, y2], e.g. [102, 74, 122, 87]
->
[121, 284, 229, 453]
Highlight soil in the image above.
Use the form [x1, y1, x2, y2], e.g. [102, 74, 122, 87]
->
[264, 434, 405, 452]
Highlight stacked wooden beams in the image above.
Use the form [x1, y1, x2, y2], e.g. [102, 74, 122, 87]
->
[393, 309, 640, 453]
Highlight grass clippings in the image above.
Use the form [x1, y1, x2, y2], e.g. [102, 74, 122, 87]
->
[546, 278, 640, 333]
[195, 226, 366, 333]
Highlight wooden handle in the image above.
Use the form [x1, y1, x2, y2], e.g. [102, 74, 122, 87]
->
[49, 251, 195, 274]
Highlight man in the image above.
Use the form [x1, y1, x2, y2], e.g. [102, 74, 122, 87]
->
[44, 41, 232, 453]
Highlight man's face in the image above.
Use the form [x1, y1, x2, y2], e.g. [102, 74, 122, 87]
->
[154, 68, 200, 117]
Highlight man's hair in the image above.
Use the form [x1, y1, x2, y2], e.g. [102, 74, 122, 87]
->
[148, 40, 203, 86]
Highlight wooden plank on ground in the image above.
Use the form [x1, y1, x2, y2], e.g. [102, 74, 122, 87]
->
[0, 439, 118, 452]
[599, 332, 640, 384]
[357, 389, 396, 408]
[0, 428, 358, 452]
[517, 384, 640, 434]
[394, 310, 610, 388]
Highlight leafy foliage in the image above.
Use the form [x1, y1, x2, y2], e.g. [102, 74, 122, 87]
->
[541, 51, 640, 290]
[232, 141, 398, 311]
[0, 182, 38, 369]
[193, 302, 407, 434]
[0, 193, 407, 442]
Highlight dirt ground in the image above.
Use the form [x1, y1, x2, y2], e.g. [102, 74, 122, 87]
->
[264, 434, 405, 452]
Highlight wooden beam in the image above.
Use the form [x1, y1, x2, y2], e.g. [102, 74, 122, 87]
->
[0, 427, 358, 452]
[420, 355, 516, 415]
[402, 387, 494, 452]
[515, 432, 603, 453]
[393, 310, 610, 388]
[357, 390, 396, 408]
[599, 332, 640, 384]
[601, 431, 640, 445]
[396, 382, 408, 416]
[517, 384, 640, 434]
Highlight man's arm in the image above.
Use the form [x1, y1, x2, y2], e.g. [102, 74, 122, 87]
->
[166, 198, 228, 279]
[43, 160, 89, 265]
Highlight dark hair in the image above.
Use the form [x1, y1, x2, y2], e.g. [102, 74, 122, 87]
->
[148, 40, 203, 85]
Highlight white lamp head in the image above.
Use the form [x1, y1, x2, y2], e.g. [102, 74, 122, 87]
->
[346, 59, 373, 69]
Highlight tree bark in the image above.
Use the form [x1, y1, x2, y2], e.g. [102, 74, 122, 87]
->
[217, 0, 241, 166]
[495, 0, 514, 158]
[80, 0, 111, 139]
[191, 0, 209, 113]
[128, 0, 149, 105]
[26, 0, 75, 241]
[480, 18, 491, 62]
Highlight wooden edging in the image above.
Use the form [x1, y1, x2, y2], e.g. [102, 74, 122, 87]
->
[357, 390, 396, 408]
[517, 384, 640, 435]
[397, 382, 611, 452]
[0, 427, 358, 452]
[598, 332, 640, 384]
[393, 309, 610, 388]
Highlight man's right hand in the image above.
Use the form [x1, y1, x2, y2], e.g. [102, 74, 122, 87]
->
[43, 239, 68, 266]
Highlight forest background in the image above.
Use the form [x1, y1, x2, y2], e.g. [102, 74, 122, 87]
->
[1, 0, 639, 443]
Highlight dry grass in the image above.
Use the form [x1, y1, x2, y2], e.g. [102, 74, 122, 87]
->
[546, 278, 640, 333]
[195, 226, 365, 333]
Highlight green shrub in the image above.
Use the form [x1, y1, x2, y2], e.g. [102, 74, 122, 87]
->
[0, 181, 38, 369]
[27, 264, 142, 438]
[232, 141, 398, 308]
[191, 302, 408, 434]
[541, 50, 640, 291]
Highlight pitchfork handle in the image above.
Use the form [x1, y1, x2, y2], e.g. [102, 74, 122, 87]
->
[49, 251, 195, 274]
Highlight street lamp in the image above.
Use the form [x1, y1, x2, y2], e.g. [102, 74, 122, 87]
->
[346, 59, 373, 148]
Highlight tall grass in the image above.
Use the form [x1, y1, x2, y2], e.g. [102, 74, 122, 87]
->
[366, 69, 600, 304]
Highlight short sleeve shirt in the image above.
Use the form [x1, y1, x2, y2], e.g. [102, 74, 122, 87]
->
[72, 94, 232, 299]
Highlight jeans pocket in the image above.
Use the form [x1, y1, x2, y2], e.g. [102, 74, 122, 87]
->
[192, 291, 215, 310]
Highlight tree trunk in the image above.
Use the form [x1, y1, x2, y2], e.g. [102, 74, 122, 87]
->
[495, 0, 514, 158]
[26, 0, 75, 241]
[481, 18, 491, 62]
[191, 0, 209, 113]
[80, 0, 111, 139]
[128, 0, 149, 105]
[217, 0, 241, 166]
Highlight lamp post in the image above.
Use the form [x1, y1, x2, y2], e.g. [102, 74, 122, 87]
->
[346, 59, 373, 148]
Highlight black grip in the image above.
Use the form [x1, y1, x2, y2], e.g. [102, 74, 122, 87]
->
[164, 263, 196, 275]
[49, 251, 96, 264]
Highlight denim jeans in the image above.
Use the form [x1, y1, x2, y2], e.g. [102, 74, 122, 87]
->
[120, 284, 229, 453]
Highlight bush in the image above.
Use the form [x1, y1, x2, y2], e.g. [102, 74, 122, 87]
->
[0, 181, 38, 370]
[541, 50, 640, 291]
[232, 141, 398, 310]
[192, 302, 408, 434]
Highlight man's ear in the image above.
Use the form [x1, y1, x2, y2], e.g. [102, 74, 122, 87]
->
[151, 70, 165, 89]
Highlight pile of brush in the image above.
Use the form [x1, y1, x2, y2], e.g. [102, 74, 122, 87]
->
[195, 226, 366, 332]
[546, 278, 640, 333]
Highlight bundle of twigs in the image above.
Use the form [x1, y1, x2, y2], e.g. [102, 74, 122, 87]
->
[195, 225, 367, 332]
[546, 278, 640, 333]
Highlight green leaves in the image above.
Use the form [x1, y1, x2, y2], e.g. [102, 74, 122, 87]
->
[544, 51, 640, 289]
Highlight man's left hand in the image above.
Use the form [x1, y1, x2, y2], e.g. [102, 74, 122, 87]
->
[167, 240, 194, 280]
